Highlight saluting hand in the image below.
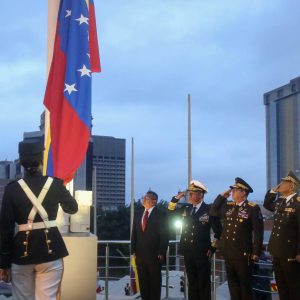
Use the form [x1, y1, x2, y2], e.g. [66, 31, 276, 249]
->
[172, 192, 186, 203]
[221, 189, 231, 199]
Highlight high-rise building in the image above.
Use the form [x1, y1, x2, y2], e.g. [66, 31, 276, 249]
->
[22, 116, 126, 209]
[0, 160, 21, 207]
[92, 135, 126, 210]
[264, 77, 300, 189]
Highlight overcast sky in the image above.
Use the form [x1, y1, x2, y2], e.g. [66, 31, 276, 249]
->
[1, 0, 300, 203]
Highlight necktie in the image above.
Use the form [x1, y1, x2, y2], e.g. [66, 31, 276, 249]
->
[142, 210, 149, 232]
[191, 207, 197, 215]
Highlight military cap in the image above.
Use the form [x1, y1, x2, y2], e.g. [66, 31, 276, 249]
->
[230, 177, 253, 193]
[145, 190, 158, 201]
[18, 141, 44, 161]
[281, 171, 300, 188]
[187, 180, 208, 193]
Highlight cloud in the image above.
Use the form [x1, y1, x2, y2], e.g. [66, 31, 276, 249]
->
[0, 0, 299, 205]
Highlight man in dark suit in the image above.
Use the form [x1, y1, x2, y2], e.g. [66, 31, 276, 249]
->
[131, 191, 169, 300]
[168, 180, 222, 300]
[210, 177, 264, 300]
[263, 171, 300, 300]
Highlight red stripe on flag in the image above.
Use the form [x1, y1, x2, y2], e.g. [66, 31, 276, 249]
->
[89, 2, 101, 72]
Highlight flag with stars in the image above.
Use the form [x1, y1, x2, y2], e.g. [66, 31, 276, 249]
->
[44, 0, 100, 183]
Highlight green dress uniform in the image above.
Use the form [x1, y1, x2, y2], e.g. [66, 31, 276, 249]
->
[263, 171, 300, 300]
[210, 178, 264, 300]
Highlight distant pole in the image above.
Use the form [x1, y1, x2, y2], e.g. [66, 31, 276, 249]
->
[129, 138, 135, 284]
[130, 138, 135, 234]
[188, 94, 192, 185]
[93, 166, 97, 235]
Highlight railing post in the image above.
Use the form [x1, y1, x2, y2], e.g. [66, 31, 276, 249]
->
[184, 268, 188, 299]
[212, 253, 216, 300]
[105, 243, 109, 300]
[165, 246, 169, 299]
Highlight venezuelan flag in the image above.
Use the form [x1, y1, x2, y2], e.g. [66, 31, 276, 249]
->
[130, 256, 140, 294]
[44, 0, 100, 183]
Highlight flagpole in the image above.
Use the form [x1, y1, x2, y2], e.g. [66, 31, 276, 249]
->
[45, 0, 60, 158]
[130, 138, 135, 235]
[44, 0, 60, 175]
[130, 137, 135, 294]
[188, 94, 192, 185]
[46, 0, 71, 233]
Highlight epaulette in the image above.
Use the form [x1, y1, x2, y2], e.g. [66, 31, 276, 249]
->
[248, 201, 257, 207]
[227, 201, 235, 205]
[297, 197, 300, 202]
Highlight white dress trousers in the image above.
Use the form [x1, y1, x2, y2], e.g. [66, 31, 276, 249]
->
[11, 258, 63, 300]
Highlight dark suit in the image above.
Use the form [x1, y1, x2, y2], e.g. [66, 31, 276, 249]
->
[211, 195, 264, 300]
[264, 191, 300, 300]
[131, 206, 169, 300]
[169, 201, 222, 300]
[0, 173, 78, 269]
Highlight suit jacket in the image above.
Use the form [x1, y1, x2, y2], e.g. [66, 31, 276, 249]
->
[0, 173, 78, 268]
[131, 206, 169, 263]
[264, 191, 300, 258]
[168, 201, 222, 258]
[210, 195, 264, 259]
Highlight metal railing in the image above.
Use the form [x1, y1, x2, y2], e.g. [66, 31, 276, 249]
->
[97, 240, 278, 300]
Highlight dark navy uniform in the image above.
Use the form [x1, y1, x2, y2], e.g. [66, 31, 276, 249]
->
[0, 140, 78, 300]
[264, 177, 300, 300]
[211, 178, 264, 300]
[169, 193, 222, 300]
[0, 173, 78, 268]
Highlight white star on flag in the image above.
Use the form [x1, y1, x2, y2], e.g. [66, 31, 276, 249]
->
[64, 83, 78, 95]
[75, 14, 89, 25]
[77, 65, 91, 77]
[87, 53, 90, 59]
[65, 10, 71, 18]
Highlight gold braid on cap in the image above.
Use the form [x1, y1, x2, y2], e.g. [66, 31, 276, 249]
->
[235, 183, 249, 190]
[283, 176, 300, 187]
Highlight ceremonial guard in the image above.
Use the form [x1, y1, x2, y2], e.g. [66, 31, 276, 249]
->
[0, 141, 78, 300]
[263, 171, 300, 300]
[210, 177, 264, 300]
[168, 180, 222, 300]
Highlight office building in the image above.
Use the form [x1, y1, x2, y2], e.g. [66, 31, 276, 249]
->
[264, 77, 300, 189]
[92, 135, 126, 209]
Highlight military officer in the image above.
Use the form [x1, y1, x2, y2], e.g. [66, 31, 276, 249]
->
[263, 171, 300, 300]
[0, 141, 78, 300]
[168, 180, 222, 300]
[210, 177, 264, 300]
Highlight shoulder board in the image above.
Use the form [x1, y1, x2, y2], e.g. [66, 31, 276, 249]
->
[227, 201, 235, 205]
[297, 197, 300, 202]
[248, 201, 257, 207]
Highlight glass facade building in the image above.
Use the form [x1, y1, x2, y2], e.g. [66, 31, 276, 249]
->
[92, 136, 126, 209]
[264, 77, 300, 189]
